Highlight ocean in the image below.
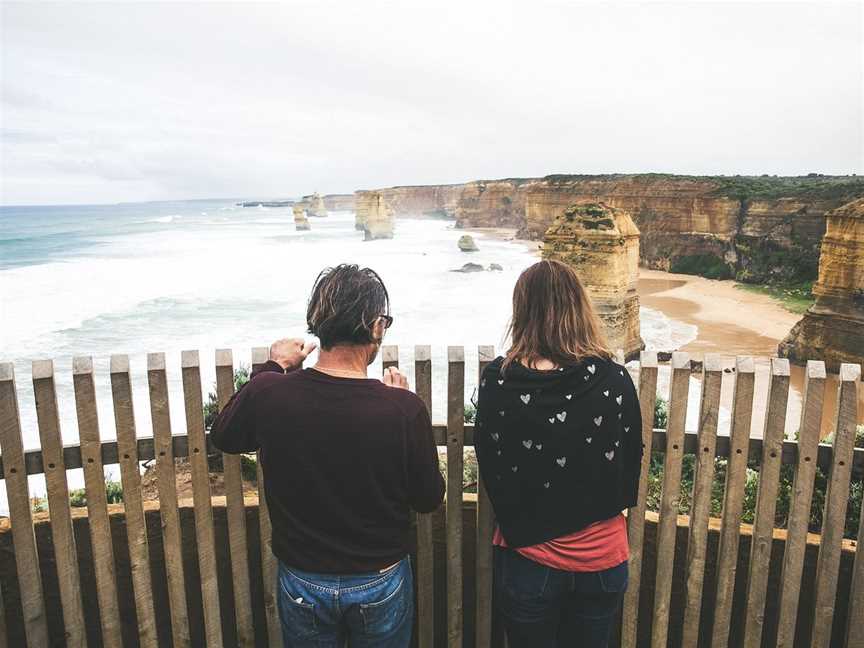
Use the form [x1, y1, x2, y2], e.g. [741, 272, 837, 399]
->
[0, 199, 697, 512]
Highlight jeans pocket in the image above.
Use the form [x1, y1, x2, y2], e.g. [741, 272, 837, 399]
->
[277, 568, 318, 639]
[358, 564, 412, 636]
[598, 561, 629, 594]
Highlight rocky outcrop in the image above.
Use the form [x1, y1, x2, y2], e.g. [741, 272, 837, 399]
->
[322, 194, 356, 212]
[356, 191, 394, 240]
[542, 202, 643, 359]
[303, 193, 328, 218]
[454, 179, 529, 228]
[458, 235, 478, 252]
[779, 198, 864, 371]
[293, 204, 310, 231]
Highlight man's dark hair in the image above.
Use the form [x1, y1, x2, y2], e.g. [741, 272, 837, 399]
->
[306, 264, 391, 349]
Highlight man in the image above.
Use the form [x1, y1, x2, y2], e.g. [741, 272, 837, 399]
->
[211, 264, 445, 648]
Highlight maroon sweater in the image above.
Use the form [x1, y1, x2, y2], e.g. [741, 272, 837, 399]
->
[210, 361, 445, 573]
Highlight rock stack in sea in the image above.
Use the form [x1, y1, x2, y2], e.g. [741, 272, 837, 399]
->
[355, 190, 394, 240]
[779, 197, 864, 371]
[303, 193, 328, 218]
[542, 202, 643, 359]
[293, 204, 311, 231]
[458, 235, 479, 252]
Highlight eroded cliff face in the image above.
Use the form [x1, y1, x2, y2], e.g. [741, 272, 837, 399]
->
[779, 198, 864, 370]
[542, 202, 643, 359]
[303, 193, 328, 218]
[293, 204, 310, 231]
[322, 194, 356, 212]
[377, 184, 463, 219]
[355, 191, 394, 240]
[454, 180, 529, 228]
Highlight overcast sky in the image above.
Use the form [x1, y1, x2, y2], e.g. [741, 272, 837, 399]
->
[1, 1, 862, 206]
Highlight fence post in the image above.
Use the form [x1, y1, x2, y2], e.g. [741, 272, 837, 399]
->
[811, 363, 861, 648]
[776, 360, 826, 648]
[0, 363, 49, 646]
[146, 352, 191, 647]
[251, 346, 283, 648]
[414, 345, 435, 648]
[711, 356, 756, 648]
[743, 357, 791, 648]
[447, 346, 465, 647]
[216, 349, 255, 647]
[475, 345, 496, 648]
[621, 351, 658, 648]
[650, 351, 691, 648]
[73, 356, 122, 648]
[681, 354, 723, 647]
[33, 359, 88, 648]
[180, 350, 224, 647]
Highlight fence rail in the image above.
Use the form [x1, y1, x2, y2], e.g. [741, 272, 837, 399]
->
[0, 348, 861, 648]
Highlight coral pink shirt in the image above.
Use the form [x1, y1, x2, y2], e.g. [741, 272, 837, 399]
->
[493, 513, 629, 572]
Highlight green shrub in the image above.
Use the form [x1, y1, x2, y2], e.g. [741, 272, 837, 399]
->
[654, 396, 668, 429]
[670, 254, 734, 280]
[464, 404, 476, 424]
[204, 366, 250, 429]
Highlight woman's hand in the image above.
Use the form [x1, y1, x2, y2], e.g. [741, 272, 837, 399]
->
[269, 338, 317, 370]
[383, 366, 409, 390]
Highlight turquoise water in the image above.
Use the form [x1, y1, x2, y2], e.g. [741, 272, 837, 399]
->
[0, 199, 696, 511]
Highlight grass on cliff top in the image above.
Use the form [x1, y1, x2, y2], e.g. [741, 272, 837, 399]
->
[734, 281, 815, 314]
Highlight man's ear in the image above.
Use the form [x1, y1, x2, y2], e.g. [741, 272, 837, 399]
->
[371, 317, 386, 343]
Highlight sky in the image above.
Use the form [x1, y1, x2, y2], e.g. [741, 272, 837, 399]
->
[1, 0, 862, 206]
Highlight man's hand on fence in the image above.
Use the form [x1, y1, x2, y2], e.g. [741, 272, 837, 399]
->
[269, 338, 317, 371]
[383, 367, 409, 390]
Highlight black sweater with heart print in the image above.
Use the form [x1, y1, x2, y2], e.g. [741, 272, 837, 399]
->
[475, 356, 643, 548]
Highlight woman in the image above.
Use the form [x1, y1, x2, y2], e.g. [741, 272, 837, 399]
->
[475, 259, 643, 648]
[211, 264, 445, 648]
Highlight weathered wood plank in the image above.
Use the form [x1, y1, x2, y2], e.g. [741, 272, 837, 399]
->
[447, 346, 465, 648]
[414, 345, 435, 648]
[681, 354, 723, 648]
[776, 360, 826, 648]
[216, 349, 255, 648]
[146, 352, 191, 647]
[743, 357, 791, 648]
[475, 345, 495, 648]
[711, 356, 756, 648]
[72, 356, 122, 648]
[621, 352, 659, 648]
[180, 350, 224, 647]
[251, 346, 282, 648]
[811, 363, 860, 648]
[0, 363, 49, 646]
[33, 359, 88, 648]
[650, 352, 691, 648]
[382, 344, 398, 372]
[109, 355, 158, 647]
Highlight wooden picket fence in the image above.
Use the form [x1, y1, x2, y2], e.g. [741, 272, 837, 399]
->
[0, 347, 862, 647]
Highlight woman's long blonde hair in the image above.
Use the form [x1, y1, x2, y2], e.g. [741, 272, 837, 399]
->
[502, 259, 612, 372]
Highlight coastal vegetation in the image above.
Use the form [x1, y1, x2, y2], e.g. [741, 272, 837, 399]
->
[669, 253, 734, 280]
[735, 281, 815, 314]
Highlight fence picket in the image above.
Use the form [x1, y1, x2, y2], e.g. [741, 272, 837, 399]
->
[447, 346, 465, 648]
[251, 346, 282, 648]
[33, 359, 88, 648]
[0, 363, 49, 646]
[811, 363, 860, 648]
[414, 345, 435, 648]
[711, 356, 756, 648]
[621, 351, 658, 648]
[475, 345, 496, 648]
[650, 351, 691, 648]
[180, 350, 224, 647]
[216, 349, 255, 647]
[776, 360, 827, 648]
[72, 357, 122, 648]
[743, 357, 791, 648]
[146, 352, 191, 647]
[681, 354, 723, 647]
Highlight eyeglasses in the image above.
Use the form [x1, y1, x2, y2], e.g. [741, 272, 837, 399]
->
[380, 315, 394, 329]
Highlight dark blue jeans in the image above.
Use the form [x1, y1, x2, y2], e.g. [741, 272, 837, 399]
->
[493, 547, 628, 648]
[277, 557, 414, 648]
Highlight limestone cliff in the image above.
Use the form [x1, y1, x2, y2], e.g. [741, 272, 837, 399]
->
[303, 193, 328, 218]
[454, 180, 529, 228]
[322, 194, 356, 212]
[355, 191, 394, 240]
[779, 198, 864, 371]
[293, 204, 310, 231]
[378, 184, 463, 219]
[542, 202, 643, 359]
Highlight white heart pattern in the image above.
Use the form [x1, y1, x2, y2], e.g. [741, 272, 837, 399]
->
[565, 394, 572, 400]
[618, 412, 622, 419]
[624, 426, 630, 433]
[536, 443, 543, 450]
[556, 457, 567, 467]
[496, 450, 501, 455]
[588, 364, 596, 374]
[481, 378, 486, 387]
[603, 390, 609, 397]
[614, 440, 620, 446]
[523, 440, 533, 449]
[512, 466, 518, 472]
[498, 379, 504, 385]
[557, 411, 567, 422]
[586, 437, 592, 444]
[605, 450, 615, 461]
[616, 395, 623, 405]
[594, 416, 603, 426]
[520, 394, 531, 404]
[584, 375, 589, 381]
[619, 370, 624, 376]
[548, 417, 555, 424]
[499, 411, 505, 417]
[490, 432, 499, 442]
[544, 482, 550, 488]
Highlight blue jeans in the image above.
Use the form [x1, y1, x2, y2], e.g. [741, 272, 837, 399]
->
[276, 557, 414, 648]
[493, 547, 628, 648]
